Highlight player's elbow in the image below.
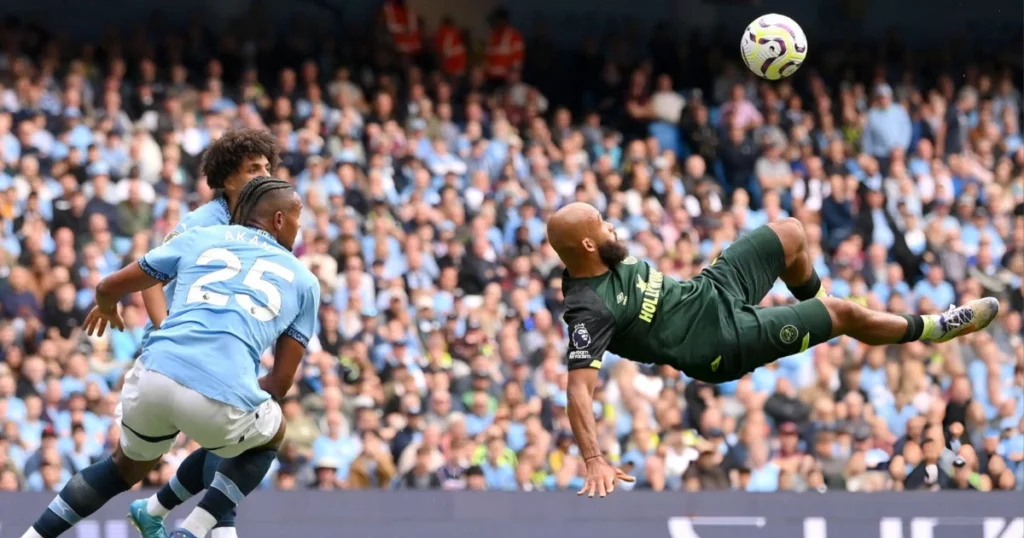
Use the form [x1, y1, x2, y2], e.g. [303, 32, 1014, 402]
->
[95, 276, 115, 298]
[567, 368, 597, 397]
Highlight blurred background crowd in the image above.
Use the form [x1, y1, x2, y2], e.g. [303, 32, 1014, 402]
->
[0, 0, 1022, 497]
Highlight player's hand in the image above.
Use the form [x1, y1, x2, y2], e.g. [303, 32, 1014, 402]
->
[84, 304, 125, 337]
[577, 456, 635, 499]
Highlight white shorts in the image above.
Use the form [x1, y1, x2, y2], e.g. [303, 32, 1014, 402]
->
[117, 362, 282, 461]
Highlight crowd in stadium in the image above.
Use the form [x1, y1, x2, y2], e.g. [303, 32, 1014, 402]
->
[0, 3, 1022, 496]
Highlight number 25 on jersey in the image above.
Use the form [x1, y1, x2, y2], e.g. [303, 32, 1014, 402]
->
[185, 247, 295, 322]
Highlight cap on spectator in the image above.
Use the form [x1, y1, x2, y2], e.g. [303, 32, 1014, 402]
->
[707, 428, 724, 438]
[352, 395, 376, 409]
[306, 155, 324, 166]
[874, 83, 894, 97]
[415, 296, 434, 311]
[64, 107, 82, 118]
[315, 457, 339, 470]
[853, 423, 872, 442]
[42, 425, 57, 439]
[465, 465, 484, 477]
[361, 307, 378, 318]
[410, 118, 427, 131]
[778, 422, 799, 435]
[87, 161, 111, 177]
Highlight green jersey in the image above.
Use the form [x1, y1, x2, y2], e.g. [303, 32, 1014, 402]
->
[561, 255, 723, 376]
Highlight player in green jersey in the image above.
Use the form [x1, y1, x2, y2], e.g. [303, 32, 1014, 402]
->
[548, 202, 999, 499]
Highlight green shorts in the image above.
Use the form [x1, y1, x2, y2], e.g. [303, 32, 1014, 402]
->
[686, 225, 834, 383]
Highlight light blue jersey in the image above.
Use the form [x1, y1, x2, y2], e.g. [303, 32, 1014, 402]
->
[137, 224, 320, 411]
[141, 197, 231, 346]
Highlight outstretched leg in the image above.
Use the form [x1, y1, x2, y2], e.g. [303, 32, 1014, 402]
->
[821, 296, 999, 345]
[724, 294, 998, 381]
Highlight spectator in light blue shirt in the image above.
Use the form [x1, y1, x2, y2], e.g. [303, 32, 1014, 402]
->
[861, 84, 912, 161]
[465, 391, 496, 438]
[479, 437, 517, 491]
[59, 354, 109, 398]
[860, 349, 888, 394]
[296, 156, 343, 200]
[312, 412, 363, 481]
[745, 441, 780, 492]
[912, 265, 957, 310]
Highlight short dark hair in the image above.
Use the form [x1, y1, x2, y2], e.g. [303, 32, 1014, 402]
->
[230, 176, 296, 226]
[200, 128, 281, 189]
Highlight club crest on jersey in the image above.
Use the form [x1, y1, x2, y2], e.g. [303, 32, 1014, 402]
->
[621, 255, 638, 265]
[572, 323, 592, 349]
[780, 324, 799, 344]
[616, 292, 626, 305]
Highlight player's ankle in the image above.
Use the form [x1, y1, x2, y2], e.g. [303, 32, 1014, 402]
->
[147, 495, 171, 517]
[919, 315, 943, 341]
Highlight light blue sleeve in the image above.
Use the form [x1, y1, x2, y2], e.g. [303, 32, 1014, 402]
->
[284, 276, 321, 347]
[897, 107, 913, 150]
[139, 229, 194, 282]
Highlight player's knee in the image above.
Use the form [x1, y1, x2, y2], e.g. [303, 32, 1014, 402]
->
[769, 217, 807, 259]
[820, 296, 856, 329]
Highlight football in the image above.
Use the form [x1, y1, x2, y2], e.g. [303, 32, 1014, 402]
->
[740, 13, 808, 80]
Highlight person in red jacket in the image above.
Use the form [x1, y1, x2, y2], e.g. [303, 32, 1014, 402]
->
[485, 9, 524, 84]
[381, 0, 422, 56]
[435, 17, 467, 77]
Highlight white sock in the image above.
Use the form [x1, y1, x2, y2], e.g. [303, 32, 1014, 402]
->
[211, 527, 239, 538]
[147, 495, 171, 517]
[20, 528, 45, 538]
[180, 507, 219, 538]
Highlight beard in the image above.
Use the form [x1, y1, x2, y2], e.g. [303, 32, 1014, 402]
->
[597, 240, 630, 268]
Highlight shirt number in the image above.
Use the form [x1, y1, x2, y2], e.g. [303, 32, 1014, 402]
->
[185, 248, 296, 321]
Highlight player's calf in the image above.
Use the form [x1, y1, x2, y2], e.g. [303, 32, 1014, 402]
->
[175, 423, 287, 538]
[23, 448, 157, 538]
[150, 449, 211, 518]
[140, 448, 237, 537]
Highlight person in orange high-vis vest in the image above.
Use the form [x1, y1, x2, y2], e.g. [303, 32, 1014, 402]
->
[484, 9, 524, 82]
[435, 17, 467, 77]
[382, 0, 422, 55]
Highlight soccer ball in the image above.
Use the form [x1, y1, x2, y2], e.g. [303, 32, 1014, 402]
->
[740, 13, 807, 81]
